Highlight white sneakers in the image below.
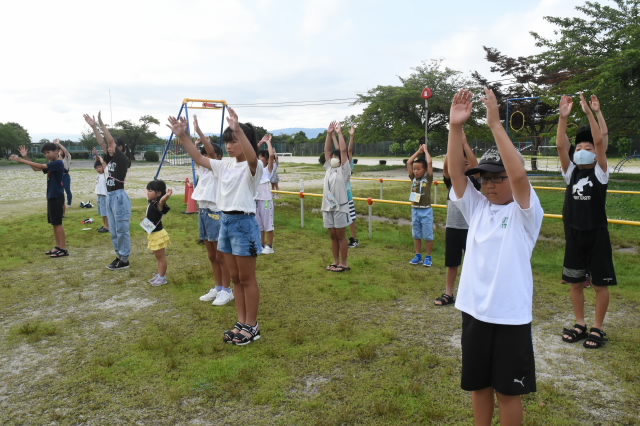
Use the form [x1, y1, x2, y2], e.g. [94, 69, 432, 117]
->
[149, 275, 168, 286]
[199, 288, 218, 301]
[261, 245, 275, 254]
[199, 288, 234, 305]
[212, 290, 234, 306]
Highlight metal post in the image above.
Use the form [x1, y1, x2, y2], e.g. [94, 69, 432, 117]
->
[300, 179, 305, 228]
[379, 178, 384, 199]
[434, 182, 438, 205]
[367, 198, 373, 239]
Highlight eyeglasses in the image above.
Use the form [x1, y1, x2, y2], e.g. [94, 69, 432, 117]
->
[480, 175, 509, 184]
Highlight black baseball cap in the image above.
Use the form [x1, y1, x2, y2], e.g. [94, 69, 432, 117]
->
[465, 148, 505, 175]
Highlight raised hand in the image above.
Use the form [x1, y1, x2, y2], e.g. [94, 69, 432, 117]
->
[259, 133, 272, 146]
[328, 121, 336, 133]
[9, 154, 19, 161]
[19, 145, 28, 157]
[226, 107, 240, 132]
[53, 138, 60, 145]
[590, 94, 601, 113]
[349, 125, 357, 136]
[579, 92, 590, 114]
[559, 95, 573, 118]
[83, 114, 97, 127]
[334, 122, 343, 133]
[97, 111, 105, 128]
[481, 88, 501, 126]
[193, 115, 202, 134]
[450, 89, 473, 126]
[166, 116, 189, 137]
[164, 188, 173, 198]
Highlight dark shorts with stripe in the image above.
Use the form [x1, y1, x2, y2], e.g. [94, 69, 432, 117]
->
[562, 225, 617, 286]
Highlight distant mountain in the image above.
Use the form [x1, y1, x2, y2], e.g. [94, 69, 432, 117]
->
[270, 128, 325, 138]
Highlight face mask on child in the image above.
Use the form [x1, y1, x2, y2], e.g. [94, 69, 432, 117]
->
[330, 158, 340, 168]
[573, 149, 596, 165]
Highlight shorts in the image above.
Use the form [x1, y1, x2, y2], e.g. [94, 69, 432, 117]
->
[562, 226, 617, 286]
[445, 227, 468, 267]
[461, 312, 536, 396]
[218, 213, 262, 256]
[47, 197, 64, 226]
[412, 207, 433, 241]
[97, 195, 107, 217]
[323, 211, 352, 229]
[256, 200, 275, 232]
[270, 171, 279, 183]
[348, 200, 357, 222]
[199, 208, 222, 242]
[147, 228, 170, 251]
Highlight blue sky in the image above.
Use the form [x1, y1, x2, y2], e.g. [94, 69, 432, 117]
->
[2, 0, 591, 140]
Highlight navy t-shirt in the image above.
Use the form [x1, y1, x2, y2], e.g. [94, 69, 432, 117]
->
[146, 200, 170, 232]
[105, 149, 130, 192]
[43, 160, 65, 199]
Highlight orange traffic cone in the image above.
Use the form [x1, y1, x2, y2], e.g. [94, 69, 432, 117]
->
[184, 179, 198, 214]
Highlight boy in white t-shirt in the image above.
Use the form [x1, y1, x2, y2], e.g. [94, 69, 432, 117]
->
[94, 155, 109, 233]
[256, 133, 275, 254]
[448, 88, 544, 425]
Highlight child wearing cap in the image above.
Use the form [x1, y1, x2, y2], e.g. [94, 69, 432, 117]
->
[557, 93, 616, 349]
[447, 88, 544, 425]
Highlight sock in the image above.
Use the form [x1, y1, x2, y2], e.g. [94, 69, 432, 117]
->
[215, 285, 223, 292]
[222, 287, 232, 293]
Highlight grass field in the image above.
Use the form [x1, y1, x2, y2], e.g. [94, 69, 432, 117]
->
[0, 163, 639, 425]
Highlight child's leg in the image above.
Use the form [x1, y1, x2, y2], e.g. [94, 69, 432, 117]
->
[593, 285, 609, 330]
[53, 224, 66, 250]
[569, 283, 586, 325]
[425, 239, 433, 256]
[265, 230, 274, 247]
[334, 227, 348, 266]
[446, 266, 458, 295]
[471, 388, 494, 426]
[154, 248, 167, 276]
[496, 392, 523, 426]
[102, 216, 109, 229]
[205, 241, 224, 287]
[350, 221, 358, 239]
[235, 255, 259, 326]
[223, 252, 245, 322]
[330, 228, 340, 265]
[414, 239, 422, 254]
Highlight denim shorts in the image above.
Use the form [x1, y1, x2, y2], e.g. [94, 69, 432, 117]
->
[199, 208, 222, 242]
[412, 207, 434, 240]
[218, 213, 262, 256]
[97, 195, 107, 217]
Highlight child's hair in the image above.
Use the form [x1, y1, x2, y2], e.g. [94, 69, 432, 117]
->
[575, 126, 594, 145]
[146, 179, 167, 199]
[41, 142, 59, 153]
[413, 158, 428, 169]
[114, 138, 132, 168]
[222, 122, 258, 153]
[94, 159, 103, 169]
[200, 143, 224, 158]
[331, 149, 341, 161]
[258, 149, 269, 160]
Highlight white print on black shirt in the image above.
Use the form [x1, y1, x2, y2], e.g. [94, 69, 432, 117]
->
[572, 176, 593, 200]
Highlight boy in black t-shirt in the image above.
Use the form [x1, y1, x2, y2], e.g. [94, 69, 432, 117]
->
[557, 93, 616, 349]
[10, 143, 68, 257]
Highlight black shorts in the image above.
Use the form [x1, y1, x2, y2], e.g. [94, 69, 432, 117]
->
[445, 227, 467, 267]
[562, 226, 617, 286]
[47, 197, 65, 226]
[461, 312, 536, 396]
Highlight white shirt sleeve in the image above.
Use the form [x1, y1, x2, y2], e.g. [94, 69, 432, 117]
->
[208, 158, 223, 177]
[595, 162, 609, 184]
[450, 177, 484, 224]
[562, 162, 575, 185]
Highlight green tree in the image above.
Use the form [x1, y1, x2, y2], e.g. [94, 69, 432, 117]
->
[531, 0, 640, 137]
[389, 142, 402, 155]
[113, 115, 162, 160]
[291, 131, 309, 144]
[0, 122, 31, 156]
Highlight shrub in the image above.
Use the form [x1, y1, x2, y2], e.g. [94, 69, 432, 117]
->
[318, 152, 325, 165]
[389, 142, 401, 155]
[404, 139, 420, 154]
[144, 150, 159, 162]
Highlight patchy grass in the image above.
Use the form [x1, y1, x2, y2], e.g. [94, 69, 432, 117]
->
[0, 165, 638, 424]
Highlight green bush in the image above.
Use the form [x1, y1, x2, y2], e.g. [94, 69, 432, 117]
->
[389, 142, 401, 155]
[318, 152, 325, 165]
[144, 150, 159, 162]
[404, 140, 420, 154]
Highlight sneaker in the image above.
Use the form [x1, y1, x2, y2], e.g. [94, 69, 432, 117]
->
[108, 259, 130, 271]
[106, 257, 120, 269]
[261, 245, 275, 255]
[148, 274, 160, 284]
[212, 289, 234, 306]
[81, 218, 95, 224]
[423, 256, 432, 267]
[199, 288, 218, 302]
[348, 238, 360, 248]
[149, 276, 168, 286]
[409, 254, 422, 265]
[97, 226, 110, 233]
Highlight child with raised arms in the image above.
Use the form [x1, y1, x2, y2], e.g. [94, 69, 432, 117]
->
[256, 133, 276, 254]
[191, 115, 233, 306]
[448, 88, 544, 425]
[168, 108, 263, 345]
[143, 180, 173, 286]
[407, 143, 434, 266]
[94, 153, 110, 233]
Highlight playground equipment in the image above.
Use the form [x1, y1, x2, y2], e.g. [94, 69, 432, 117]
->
[421, 87, 433, 145]
[613, 153, 640, 173]
[155, 98, 228, 183]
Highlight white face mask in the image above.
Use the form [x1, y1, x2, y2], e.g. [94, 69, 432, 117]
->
[573, 149, 596, 165]
[330, 158, 340, 168]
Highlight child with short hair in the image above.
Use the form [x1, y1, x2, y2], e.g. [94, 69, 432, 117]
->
[10, 143, 69, 257]
[192, 115, 233, 306]
[407, 143, 434, 266]
[168, 108, 264, 345]
[270, 148, 280, 197]
[448, 88, 544, 425]
[256, 133, 276, 254]
[54, 139, 72, 216]
[143, 179, 173, 286]
[557, 93, 616, 349]
[94, 155, 110, 233]
[322, 121, 351, 272]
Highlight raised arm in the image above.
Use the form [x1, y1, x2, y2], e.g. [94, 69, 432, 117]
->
[97, 111, 116, 153]
[159, 188, 173, 211]
[556, 95, 573, 173]
[406, 147, 423, 178]
[17, 145, 40, 171]
[193, 115, 215, 157]
[324, 121, 336, 162]
[462, 131, 478, 168]
[334, 122, 348, 165]
[167, 116, 212, 169]
[96, 154, 107, 170]
[589, 94, 609, 171]
[447, 89, 473, 198]
[483, 88, 530, 208]
[226, 107, 258, 173]
[265, 134, 275, 172]
[347, 125, 357, 160]
[84, 113, 107, 152]
[10, 150, 48, 170]
[423, 143, 433, 178]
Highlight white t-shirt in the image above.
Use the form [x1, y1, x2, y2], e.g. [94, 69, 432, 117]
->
[192, 165, 219, 211]
[450, 178, 544, 325]
[209, 158, 262, 213]
[321, 161, 351, 212]
[95, 172, 107, 196]
[256, 163, 273, 201]
[562, 162, 609, 185]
